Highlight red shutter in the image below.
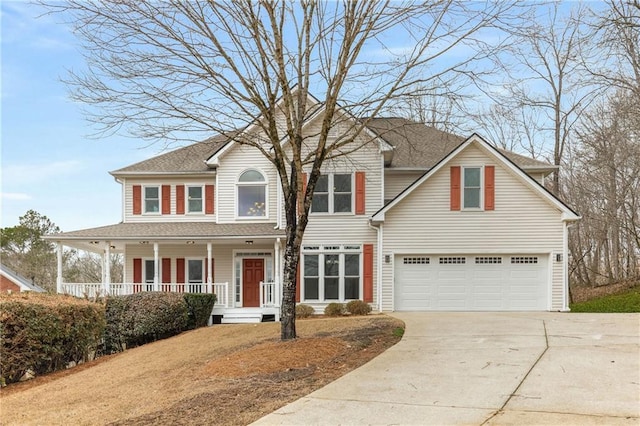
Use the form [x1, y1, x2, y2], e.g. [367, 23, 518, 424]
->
[133, 185, 142, 215]
[484, 166, 495, 211]
[133, 258, 142, 283]
[205, 185, 215, 214]
[162, 185, 171, 214]
[176, 185, 185, 215]
[355, 171, 366, 215]
[295, 260, 301, 303]
[176, 258, 185, 293]
[363, 244, 374, 303]
[161, 258, 171, 291]
[450, 166, 461, 211]
[133, 258, 142, 293]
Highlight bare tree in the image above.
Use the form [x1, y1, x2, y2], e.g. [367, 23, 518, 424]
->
[46, 1, 524, 339]
[588, 0, 640, 100]
[565, 90, 640, 286]
[475, 3, 601, 193]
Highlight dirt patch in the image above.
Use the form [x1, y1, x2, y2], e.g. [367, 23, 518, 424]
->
[1, 315, 403, 426]
[571, 281, 639, 303]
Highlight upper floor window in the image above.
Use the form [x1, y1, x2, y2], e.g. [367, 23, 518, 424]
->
[144, 186, 160, 213]
[187, 186, 203, 213]
[237, 169, 266, 217]
[463, 167, 481, 209]
[311, 173, 352, 213]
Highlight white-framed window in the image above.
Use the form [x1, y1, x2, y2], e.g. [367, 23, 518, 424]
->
[302, 245, 361, 302]
[187, 259, 203, 283]
[237, 169, 267, 218]
[187, 185, 204, 213]
[142, 259, 159, 291]
[463, 167, 482, 209]
[311, 173, 352, 214]
[144, 186, 160, 213]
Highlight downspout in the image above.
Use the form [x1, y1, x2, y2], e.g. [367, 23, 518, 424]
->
[368, 220, 383, 313]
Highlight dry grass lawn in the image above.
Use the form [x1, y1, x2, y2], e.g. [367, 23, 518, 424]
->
[1, 315, 404, 425]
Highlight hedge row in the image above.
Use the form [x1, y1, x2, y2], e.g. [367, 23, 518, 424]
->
[104, 292, 216, 353]
[0, 293, 105, 385]
[1, 292, 216, 385]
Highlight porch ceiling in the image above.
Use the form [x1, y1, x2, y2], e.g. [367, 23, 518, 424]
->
[44, 222, 286, 252]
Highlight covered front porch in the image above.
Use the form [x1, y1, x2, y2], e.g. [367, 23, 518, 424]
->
[46, 222, 287, 323]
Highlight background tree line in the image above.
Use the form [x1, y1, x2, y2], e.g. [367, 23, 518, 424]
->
[1, 210, 123, 292]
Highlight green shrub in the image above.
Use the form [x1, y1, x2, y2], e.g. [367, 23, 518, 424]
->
[346, 300, 372, 316]
[183, 293, 217, 329]
[0, 293, 105, 385]
[104, 292, 189, 352]
[324, 302, 345, 317]
[295, 304, 315, 319]
[103, 296, 129, 354]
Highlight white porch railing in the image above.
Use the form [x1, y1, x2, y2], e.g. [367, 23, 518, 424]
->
[260, 280, 278, 307]
[61, 282, 229, 305]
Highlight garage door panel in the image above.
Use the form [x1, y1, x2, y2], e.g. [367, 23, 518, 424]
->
[395, 254, 548, 311]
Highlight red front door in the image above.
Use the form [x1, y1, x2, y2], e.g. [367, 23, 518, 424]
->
[242, 258, 264, 307]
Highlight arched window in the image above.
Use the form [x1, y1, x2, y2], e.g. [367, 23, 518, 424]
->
[237, 169, 267, 217]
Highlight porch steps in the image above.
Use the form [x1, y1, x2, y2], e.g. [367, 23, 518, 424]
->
[220, 311, 263, 324]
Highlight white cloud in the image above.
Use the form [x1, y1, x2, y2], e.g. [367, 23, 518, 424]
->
[1, 192, 32, 201]
[1, 160, 85, 186]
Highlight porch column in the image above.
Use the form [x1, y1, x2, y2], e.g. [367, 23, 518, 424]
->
[275, 238, 281, 307]
[56, 242, 63, 294]
[104, 242, 111, 295]
[153, 242, 159, 291]
[207, 242, 213, 290]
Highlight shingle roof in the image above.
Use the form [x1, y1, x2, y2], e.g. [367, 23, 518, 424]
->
[46, 222, 285, 240]
[109, 117, 554, 175]
[0, 264, 46, 292]
[365, 117, 556, 171]
[110, 134, 232, 175]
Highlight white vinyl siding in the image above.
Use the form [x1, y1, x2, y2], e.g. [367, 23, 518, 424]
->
[123, 177, 215, 223]
[384, 172, 424, 201]
[380, 144, 566, 311]
[216, 145, 276, 223]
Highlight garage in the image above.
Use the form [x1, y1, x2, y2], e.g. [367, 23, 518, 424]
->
[394, 254, 549, 311]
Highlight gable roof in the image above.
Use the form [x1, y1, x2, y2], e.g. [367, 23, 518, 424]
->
[0, 264, 46, 292]
[365, 117, 557, 173]
[110, 133, 233, 176]
[372, 134, 580, 222]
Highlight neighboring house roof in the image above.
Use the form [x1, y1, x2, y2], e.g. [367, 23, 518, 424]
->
[0, 264, 46, 292]
[110, 133, 233, 176]
[45, 222, 285, 240]
[365, 117, 557, 173]
[372, 134, 580, 222]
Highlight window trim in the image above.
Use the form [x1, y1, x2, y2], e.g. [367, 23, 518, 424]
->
[301, 245, 362, 302]
[235, 169, 269, 220]
[310, 173, 354, 215]
[143, 185, 162, 215]
[186, 184, 205, 214]
[142, 258, 160, 291]
[462, 166, 483, 211]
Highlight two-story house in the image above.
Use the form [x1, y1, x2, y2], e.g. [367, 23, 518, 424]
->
[47, 97, 579, 323]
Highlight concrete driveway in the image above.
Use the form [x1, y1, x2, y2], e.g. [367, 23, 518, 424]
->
[254, 312, 640, 425]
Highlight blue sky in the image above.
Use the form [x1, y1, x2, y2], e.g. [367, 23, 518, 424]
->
[1, 1, 161, 231]
[1, 1, 603, 232]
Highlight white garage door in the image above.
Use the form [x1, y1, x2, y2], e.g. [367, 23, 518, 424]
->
[394, 254, 549, 311]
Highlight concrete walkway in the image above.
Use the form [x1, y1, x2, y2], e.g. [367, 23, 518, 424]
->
[253, 312, 640, 425]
